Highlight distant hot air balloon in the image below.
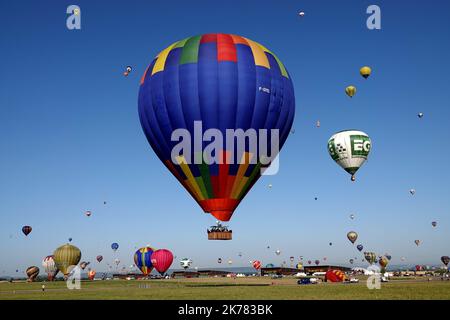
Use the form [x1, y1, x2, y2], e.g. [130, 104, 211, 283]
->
[359, 66, 372, 79]
[22, 226, 32, 236]
[217, 258, 222, 264]
[252, 260, 261, 270]
[96, 255, 103, 263]
[238, 252, 242, 257]
[180, 258, 193, 270]
[290, 256, 295, 262]
[357, 244, 363, 252]
[410, 189, 416, 195]
[296, 263, 303, 269]
[401, 257, 406, 262]
[326, 270, 346, 282]
[329, 242, 333, 246]
[85, 211, 92, 217]
[328, 130, 371, 181]
[314, 260, 320, 266]
[349, 259, 354, 264]
[114, 258, 120, 266]
[347, 231, 358, 244]
[88, 269, 96, 280]
[364, 252, 377, 265]
[138, 34, 295, 224]
[298, 11, 305, 17]
[417, 112, 424, 118]
[68, 238, 72, 242]
[111, 243, 119, 252]
[53, 244, 82, 278]
[350, 213, 355, 220]
[307, 260, 312, 265]
[432, 221, 437, 227]
[275, 250, 281, 256]
[385, 254, 392, 261]
[345, 86, 356, 98]
[134, 247, 155, 275]
[80, 261, 90, 270]
[323, 257, 327, 261]
[316, 120, 321, 128]
[42, 256, 58, 281]
[414, 240, 421, 246]
[26, 266, 39, 282]
[379, 256, 389, 269]
[228, 259, 233, 265]
[441, 256, 450, 267]
[151, 249, 174, 275]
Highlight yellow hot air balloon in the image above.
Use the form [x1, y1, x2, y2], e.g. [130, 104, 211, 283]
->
[53, 244, 81, 278]
[360, 66, 372, 79]
[345, 86, 356, 98]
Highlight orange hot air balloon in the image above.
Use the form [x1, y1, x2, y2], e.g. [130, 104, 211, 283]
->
[88, 269, 96, 280]
[325, 269, 346, 282]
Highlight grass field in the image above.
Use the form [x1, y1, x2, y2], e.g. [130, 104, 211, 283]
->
[1, 277, 450, 300]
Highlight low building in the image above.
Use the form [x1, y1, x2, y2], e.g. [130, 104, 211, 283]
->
[260, 267, 299, 276]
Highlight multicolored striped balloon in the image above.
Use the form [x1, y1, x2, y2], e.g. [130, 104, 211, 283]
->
[138, 33, 295, 222]
[42, 255, 58, 281]
[252, 260, 261, 270]
[26, 266, 39, 282]
[151, 249, 174, 275]
[134, 246, 155, 276]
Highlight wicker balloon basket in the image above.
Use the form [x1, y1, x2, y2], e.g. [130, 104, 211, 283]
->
[207, 230, 232, 240]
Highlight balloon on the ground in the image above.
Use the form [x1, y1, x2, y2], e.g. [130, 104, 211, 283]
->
[347, 231, 358, 244]
[326, 270, 346, 282]
[22, 226, 32, 236]
[359, 66, 372, 79]
[138, 33, 295, 223]
[328, 130, 371, 181]
[26, 266, 39, 282]
[53, 244, 82, 277]
[42, 256, 58, 281]
[151, 249, 174, 275]
[88, 269, 96, 280]
[134, 246, 155, 275]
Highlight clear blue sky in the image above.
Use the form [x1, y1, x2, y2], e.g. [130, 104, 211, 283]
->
[1, 0, 449, 275]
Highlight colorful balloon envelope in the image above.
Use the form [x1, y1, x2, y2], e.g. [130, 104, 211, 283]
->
[88, 269, 96, 280]
[42, 255, 59, 281]
[26, 266, 39, 282]
[328, 131, 371, 181]
[151, 249, 174, 275]
[180, 258, 193, 270]
[345, 85, 356, 98]
[22, 226, 32, 236]
[53, 244, 82, 277]
[379, 256, 389, 268]
[138, 34, 295, 222]
[347, 231, 358, 244]
[326, 270, 346, 282]
[296, 263, 303, 269]
[364, 252, 377, 265]
[252, 260, 261, 270]
[134, 247, 155, 276]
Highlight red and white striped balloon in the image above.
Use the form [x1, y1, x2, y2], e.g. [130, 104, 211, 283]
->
[252, 260, 261, 270]
[151, 249, 174, 275]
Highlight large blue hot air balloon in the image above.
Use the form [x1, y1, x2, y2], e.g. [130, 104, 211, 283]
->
[138, 34, 295, 222]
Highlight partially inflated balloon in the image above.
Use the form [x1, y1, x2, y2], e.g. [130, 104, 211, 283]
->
[138, 34, 295, 222]
[347, 231, 358, 244]
[26, 266, 39, 282]
[326, 270, 346, 282]
[88, 269, 96, 280]
[328, 130, 371, 181]
[22, 226, 32, 236]
[53, 244, 81, 277]
[134, 247, 155, 276]
[151, 249, 174, 275]
[42, 256, 58, 281]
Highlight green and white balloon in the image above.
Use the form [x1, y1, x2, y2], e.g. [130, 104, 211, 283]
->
[327, 130, 371, 181]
